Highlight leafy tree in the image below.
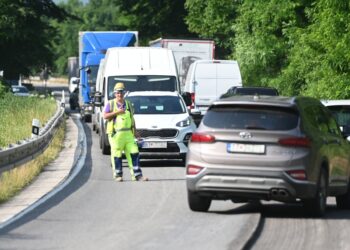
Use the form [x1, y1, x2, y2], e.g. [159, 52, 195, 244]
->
[116, 0, 194, 45]
[0, 0, 69, 79]
[185, 0, 240, 58]
[277, 0, 350, 99]
[233, 0, 310, 88]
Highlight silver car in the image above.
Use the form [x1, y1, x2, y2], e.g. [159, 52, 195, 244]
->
[186, 95, 350, 216]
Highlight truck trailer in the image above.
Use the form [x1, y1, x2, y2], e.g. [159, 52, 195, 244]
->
[77, 31, 138, 122]
[149, 38, 215, 90]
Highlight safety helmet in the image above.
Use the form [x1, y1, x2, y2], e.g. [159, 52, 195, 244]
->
[113, 82, 125, 92]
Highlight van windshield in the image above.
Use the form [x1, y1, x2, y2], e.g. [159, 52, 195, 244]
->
[107, 75, 177, 100]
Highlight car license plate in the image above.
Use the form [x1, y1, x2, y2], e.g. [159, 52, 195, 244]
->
[227, 143, 265, 154]
[142, 141, 167, 148]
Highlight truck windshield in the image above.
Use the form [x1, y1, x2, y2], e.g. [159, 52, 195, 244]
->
[87, 65, 99, 88]
[107, 75, 177, 100]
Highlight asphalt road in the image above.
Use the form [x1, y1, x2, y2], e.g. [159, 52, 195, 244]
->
[0, 118, 261, 250]
[2, 82, 350, 250]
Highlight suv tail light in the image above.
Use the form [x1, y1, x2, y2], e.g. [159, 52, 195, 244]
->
[187, 165, 204, 175]
[278, 137, 311, 147]
[190, 133, 215, 143]
[286, 169, 307, 180]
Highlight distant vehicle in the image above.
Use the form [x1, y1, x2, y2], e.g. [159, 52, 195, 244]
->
[11, 85, 30, 97]
[220, 86, 279, 98]
[186, 95, 350, 217]
[323, 99, 350, 139]
[126, 91, 196, 163]
[183, 59, 242, 124]
[149, 38, 215, 89]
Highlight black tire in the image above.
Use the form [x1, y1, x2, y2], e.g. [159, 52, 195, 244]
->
[92, 123, 96, 131]
[84, 114, 92, 123]
[101, 132, 110, 155]
[303, 168, 328, 217]
[187, 191, 211, 212]
[336, 181, 350, 209]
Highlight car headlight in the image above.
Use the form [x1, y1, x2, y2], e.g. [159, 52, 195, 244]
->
[176, 117, 191, 127]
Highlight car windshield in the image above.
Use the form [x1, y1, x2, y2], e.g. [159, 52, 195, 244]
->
[327, 106, 350, 127]
[203, 105, 298, 130]
[107, 75, 177, 100]
[127, 95, 186, 115]
[12, 86, 29, 93]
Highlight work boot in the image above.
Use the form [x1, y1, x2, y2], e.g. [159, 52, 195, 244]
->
[135, 175, 149, 181]
[114, 176, 123, 182]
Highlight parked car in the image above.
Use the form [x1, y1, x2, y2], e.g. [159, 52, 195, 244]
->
[186, 95, 350, 216]
[11, 85, 30, 97]
[220, 86, 279, 98]
[323, 100, 350, 140]
[126, 91, 196, 163]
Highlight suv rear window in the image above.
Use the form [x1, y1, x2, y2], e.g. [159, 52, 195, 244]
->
[203, 105, 298, 130]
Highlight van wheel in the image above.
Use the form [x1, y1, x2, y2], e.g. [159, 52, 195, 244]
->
[187, 191, 211, 212]
[303, 168, 327, 217]
[101, 132, 110, 155]
[336, 180, 350, 209]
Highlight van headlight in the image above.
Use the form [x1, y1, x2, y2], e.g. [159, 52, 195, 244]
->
[176, 117, 191, 127]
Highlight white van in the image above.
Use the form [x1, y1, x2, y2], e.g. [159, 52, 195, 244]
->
[92, 58, 106, 134]
[184, 60, 242, 116]
[95, 47, 180, 154]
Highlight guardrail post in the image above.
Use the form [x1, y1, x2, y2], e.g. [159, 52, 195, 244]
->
[60, 90, 65, 108]
[32, 119, 41, 138]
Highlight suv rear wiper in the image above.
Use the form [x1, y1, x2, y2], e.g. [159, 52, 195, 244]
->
[244, 125, 266, 130]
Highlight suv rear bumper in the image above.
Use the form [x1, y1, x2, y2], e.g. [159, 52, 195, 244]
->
[186, 172, 318, 202]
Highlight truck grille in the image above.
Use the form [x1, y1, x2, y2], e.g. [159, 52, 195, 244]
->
[137, 129, 178, 138]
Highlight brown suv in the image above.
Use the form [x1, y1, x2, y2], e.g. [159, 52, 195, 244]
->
[186, 95, 350, 216]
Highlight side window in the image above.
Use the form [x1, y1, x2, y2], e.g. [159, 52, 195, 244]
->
[323, 107, 342, 136]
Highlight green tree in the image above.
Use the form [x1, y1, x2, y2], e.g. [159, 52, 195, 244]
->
[117, 0, 194, 45]
[185, 0, 240, 58]
[0, 0, 69, 79]
[277, 0, 350, 99]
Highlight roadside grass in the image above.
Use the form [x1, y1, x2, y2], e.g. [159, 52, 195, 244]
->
[0, 93, 57, 148]
[0, 121, 65, 204]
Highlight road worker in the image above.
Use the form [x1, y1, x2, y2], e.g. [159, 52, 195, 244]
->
[103, 82, 148, 182]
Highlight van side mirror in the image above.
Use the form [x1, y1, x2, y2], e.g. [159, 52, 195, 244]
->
[94, 91, 103, 107]
[182, 92, 192, 106]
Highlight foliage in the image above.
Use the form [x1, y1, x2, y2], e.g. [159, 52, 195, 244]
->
[0, 0, 70, 79]
[117, 0, 193, 45]
[0, 93, 57, 147]
[275, 0, 350, 99]
[185, 0, 240, 58]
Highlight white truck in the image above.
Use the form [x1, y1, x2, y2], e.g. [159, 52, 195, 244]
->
[149, 38, 215, 90]
[94, 47, 182, 154]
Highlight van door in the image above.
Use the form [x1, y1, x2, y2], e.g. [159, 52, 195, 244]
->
[193, 63, 217, 113]
[216, 62, 242, 98]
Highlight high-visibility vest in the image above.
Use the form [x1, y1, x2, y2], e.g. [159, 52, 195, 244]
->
[106, 99, 134, 134]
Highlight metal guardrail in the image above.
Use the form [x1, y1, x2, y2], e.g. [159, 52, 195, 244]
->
[0, 102, 65, 175]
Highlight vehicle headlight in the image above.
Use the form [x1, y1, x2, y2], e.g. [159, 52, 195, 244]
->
[176, 117, 191, 127]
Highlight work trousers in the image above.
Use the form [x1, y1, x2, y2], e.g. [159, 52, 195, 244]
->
[108, 130, 142, 179]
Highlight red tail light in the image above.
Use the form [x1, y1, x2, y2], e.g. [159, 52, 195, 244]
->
[278, 137, 311, 147]
[187, 165, 204, 175]
[190, 133, 215, 143]
[190, 92, 195, 109]
[286, 169, 307, 180]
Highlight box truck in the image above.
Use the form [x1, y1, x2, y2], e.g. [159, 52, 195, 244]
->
[149, 38, 215, 90]
[76, 31, 138, 122]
